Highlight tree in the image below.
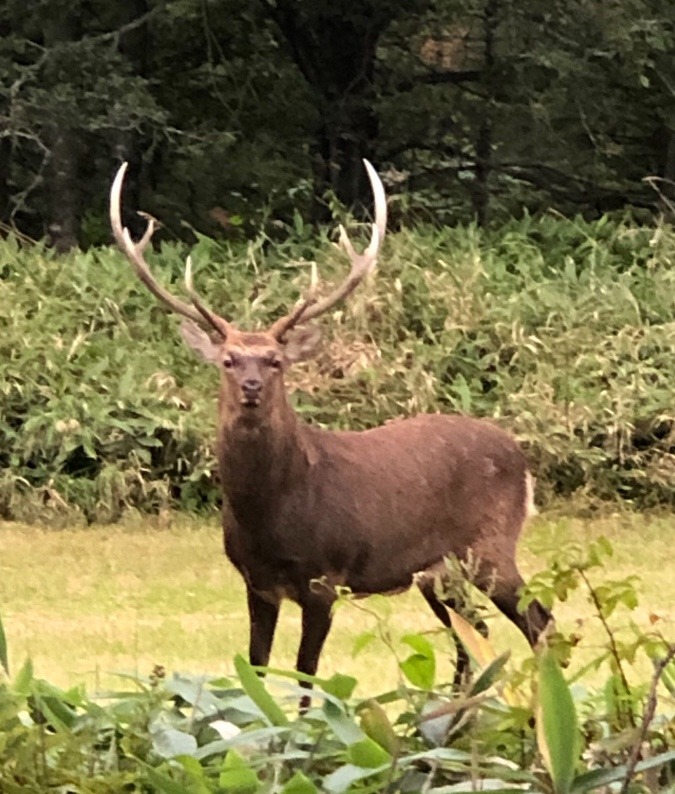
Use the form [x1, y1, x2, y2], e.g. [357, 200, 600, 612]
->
[0, 0, 673, 244]
[0, 0, 165, 247]
[261, 1, 391, 208]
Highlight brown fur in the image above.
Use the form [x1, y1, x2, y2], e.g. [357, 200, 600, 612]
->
[181, 323, 552, 703]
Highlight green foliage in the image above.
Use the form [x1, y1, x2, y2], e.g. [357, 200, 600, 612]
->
[1, 213, 674, 522]
[2, 0, 675, 244]
[400, 634, 437, 690]
[0, 545, 673, 792]
[536, 649, 580, 794]
[234, 654, 289, 727]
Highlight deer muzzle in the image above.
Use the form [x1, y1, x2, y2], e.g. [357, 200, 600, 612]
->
[241, 378, 263, 407]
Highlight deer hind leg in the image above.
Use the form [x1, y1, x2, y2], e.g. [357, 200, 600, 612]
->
[473, 562, 551, 647]
[417, 574, 487, 688]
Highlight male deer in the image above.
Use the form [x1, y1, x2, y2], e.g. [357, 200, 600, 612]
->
[110, 161, 551, 706]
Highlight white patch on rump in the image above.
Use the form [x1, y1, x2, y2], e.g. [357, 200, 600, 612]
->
[525, 471, 538, 518]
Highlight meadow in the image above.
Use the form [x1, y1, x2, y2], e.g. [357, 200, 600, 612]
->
[1, 511, 672, 694]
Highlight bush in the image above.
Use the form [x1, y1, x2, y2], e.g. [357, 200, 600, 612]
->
[0, 540, 673, 792]
[0, 213, 673, 523]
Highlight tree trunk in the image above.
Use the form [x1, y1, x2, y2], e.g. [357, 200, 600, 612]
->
[42, 12, 81, 251]
[111, 0, 151, 236]
[45, 131, 79, 252]
[0, 138, 11, 226]
[470, 0, 499, 226]
[473, 119, 493, 226]
[659, 128, 675, 222]
[265, 1, 384, 210]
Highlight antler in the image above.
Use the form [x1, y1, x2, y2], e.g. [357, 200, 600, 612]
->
[110, 162, 232, 338]
[268, 159, 387, 341]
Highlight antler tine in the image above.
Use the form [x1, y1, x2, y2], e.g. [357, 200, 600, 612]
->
[268, 263, 319, 340]
[136, 211, 159, 253]
[269, 159, 387, 341]
[110, 162, 229, 337]
[185, 257, 232, 337]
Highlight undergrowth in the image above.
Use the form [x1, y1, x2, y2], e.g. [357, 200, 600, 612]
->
[0, 212, 674, 523]
[0, 538, 673, 792]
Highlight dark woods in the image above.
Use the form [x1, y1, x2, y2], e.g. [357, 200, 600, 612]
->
[1, 0, 674, 249]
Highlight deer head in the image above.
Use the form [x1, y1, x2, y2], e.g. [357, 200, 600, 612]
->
[109, 161, 387, 422]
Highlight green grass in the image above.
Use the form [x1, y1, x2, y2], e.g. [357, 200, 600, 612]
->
[0, 511, 672, 695]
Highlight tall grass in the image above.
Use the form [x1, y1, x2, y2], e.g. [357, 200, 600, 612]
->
[0, 213, 673, 523]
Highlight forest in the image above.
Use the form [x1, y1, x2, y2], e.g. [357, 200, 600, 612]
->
[1, 0, 674, 247]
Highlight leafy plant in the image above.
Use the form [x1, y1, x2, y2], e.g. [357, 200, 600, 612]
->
[0, 533, 673, 792]
[1, 212, 674, 524]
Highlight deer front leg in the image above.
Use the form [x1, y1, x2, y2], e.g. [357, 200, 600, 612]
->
[297, 598, 333, 711]
[247, 587, 280, 667]
[474, 563, 552, 647]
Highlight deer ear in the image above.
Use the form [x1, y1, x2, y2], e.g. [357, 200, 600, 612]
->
[283, 325, 322, 363]
[180, 320, 222, 364]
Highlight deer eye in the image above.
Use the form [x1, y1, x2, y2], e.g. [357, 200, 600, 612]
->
[222, 358, 233, 369]
[269, 359, 282, 370]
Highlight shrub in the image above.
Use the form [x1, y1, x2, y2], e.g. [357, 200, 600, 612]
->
[0, 214, 673, 522]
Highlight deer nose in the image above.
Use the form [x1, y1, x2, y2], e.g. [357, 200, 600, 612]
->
[242, 378, 262, 395]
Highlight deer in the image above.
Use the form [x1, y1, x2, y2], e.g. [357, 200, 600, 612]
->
[109, 160, 552, 708]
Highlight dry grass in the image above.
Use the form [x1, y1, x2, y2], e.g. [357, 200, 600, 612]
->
[0, 511, 672, 695]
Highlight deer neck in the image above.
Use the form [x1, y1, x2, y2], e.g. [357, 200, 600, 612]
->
[217, 399, 312, 515]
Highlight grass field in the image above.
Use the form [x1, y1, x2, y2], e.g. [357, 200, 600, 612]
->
[0, 511, 672, 695]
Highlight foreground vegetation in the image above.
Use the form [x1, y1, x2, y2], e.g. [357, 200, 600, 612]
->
[1, 214, 674, 523]
[0, 514, 673, 792]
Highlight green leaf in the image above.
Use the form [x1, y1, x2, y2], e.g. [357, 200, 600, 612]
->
[165, 673, 223, 717]
[323, 762, 390, 793]
[234, 654, 289, 726]
[659, 655, 675, 696]
[469, 650, 511, 697]
[151, 725, 199, 758]
[219, 749, 260, 793]
[13, 658, 33, 697]
[352, 630, 376, 657]
[347, 736, 392, 768]
[175, 755, 209, 788]
[401, 633, 435, 657]
[143, 764, 193, 794]
[322, 673, 358, 701]
[536, 648, 579, 794]
[400, 633, 436, 689]
[280, 771, 318, 794]
[323, 699, 365, 745]
[400, 654, 435, 690]
[31, 689, 77, 731]
[430, 786, 542, 794]
[359, 699, 399, 755]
